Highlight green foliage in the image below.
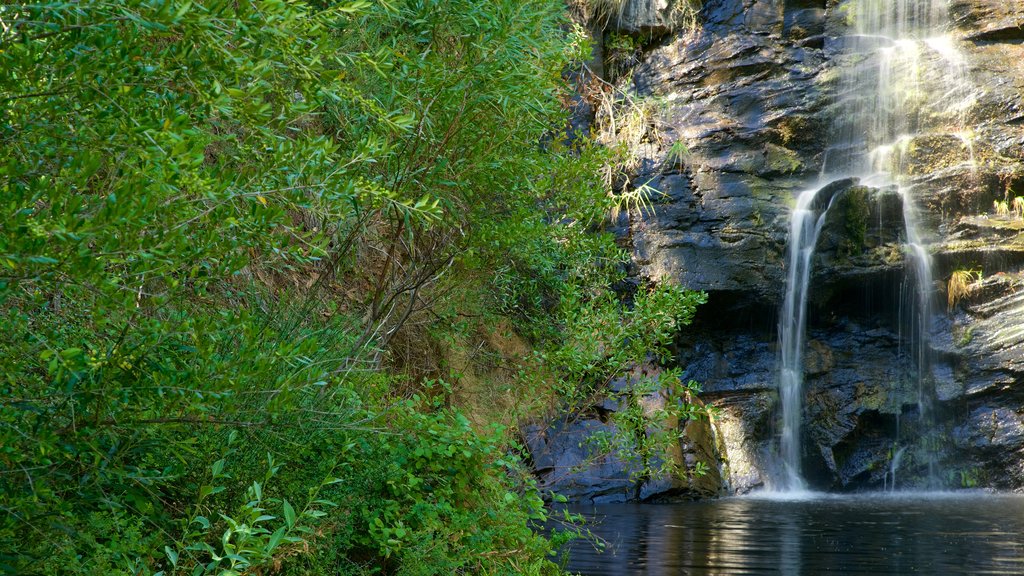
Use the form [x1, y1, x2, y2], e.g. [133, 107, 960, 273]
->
[333, 404, 565, 575]
[0, 0, 705, 572]
[955, 467, 981, 488]
[665, 140, 691, 172]
[547, 283, 706, 408]
[605, 33, 641, 80]
[613, 376, 706, 479]
[994, 199, 1010, 216]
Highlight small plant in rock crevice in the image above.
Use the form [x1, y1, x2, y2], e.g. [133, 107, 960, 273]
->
[955, 325, 975, 347]
[994, 199, 1010, 216]
[665, 140, 691, 173]
[572, 0, 702, 33]
[948, 268, 983, 311]
[605, 32, 642, 81]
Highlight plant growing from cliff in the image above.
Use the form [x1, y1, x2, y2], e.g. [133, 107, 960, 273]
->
[948, 268, 983, 311]
[950, 467, 981, 488]
[605, 32, 642, 81]
[994, 200, 1010, 216]
[584, 374, 710, 485]
[611, 180, 666, 219]
[665, 140, 691, 173]
[549, 282, 706, 410]
[597, 91, 662, 173]
[1013, 197, 1024, 220]
[574, 0, 701, 32]
[955, 325, 975, 347]
[594, 89, 671, 217]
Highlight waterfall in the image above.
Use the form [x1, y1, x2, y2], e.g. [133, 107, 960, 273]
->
[777, 187, 835, 492]
[773, 0, 975, 491]
[885, 446, 908, 491]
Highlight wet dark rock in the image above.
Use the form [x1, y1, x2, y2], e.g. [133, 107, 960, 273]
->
[952, 0, 1024, 42]
[952, 405, 1024, 488]
[523, 418, 640, 503]
[784, 9, 826, 40]
[955, 407, 1024, 449]
[603, 0, 699, 36]
[533, 0, 1024, 499]
[679, 334, 776, 394]
[523, 361, 725, 502]
[625, 2, 832, 309]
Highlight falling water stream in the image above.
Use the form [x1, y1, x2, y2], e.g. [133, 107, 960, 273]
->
[777, 186, 840, 491]
[774, 0, 976, 490]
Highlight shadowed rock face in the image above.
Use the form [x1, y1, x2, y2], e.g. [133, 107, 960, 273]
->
[522, 362, 726, 503]
[526, 0, 1024, 500]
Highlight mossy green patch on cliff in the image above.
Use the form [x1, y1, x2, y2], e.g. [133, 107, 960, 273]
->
[770, 116, 818, 149]
[765, 143, 804, 174]
[854, 382, 899, 414]
[901, 134, 976, 176]
[838, 186, 871, 256]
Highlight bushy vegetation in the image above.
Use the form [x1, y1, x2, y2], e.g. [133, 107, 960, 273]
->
[0, 0, 705, 574]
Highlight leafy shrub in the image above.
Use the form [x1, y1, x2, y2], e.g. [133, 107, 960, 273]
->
[0, 0, 703, 573]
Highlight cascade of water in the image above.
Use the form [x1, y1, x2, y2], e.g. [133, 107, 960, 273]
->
[774, 0, 975, 491]
[902, 190, 938, 485]
[886, 446, 908, 491]
[777, 186, 839, 492]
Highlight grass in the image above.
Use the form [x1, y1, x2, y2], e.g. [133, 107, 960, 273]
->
[572, 0, 701, 32]
[588, 0, 629, 28]
[593, 90, 670, 218]
[994, 199, 1010, 216]
[948, 268, 983, 311]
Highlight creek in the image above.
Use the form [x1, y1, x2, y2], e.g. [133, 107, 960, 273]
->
[564, 494, 1024, 575]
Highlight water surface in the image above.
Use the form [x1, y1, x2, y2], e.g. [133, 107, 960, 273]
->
[563, 493, 1024, 575]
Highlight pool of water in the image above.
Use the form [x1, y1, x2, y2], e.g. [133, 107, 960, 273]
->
[561, 492, 1024, 575]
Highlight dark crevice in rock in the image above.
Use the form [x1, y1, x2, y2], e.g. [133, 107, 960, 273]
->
[966, 29, 1024, 43]
[690, 289, 780, 328]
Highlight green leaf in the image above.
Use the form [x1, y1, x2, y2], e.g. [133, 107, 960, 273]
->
[26, 256, 59, 265]
[164, 546, 178, 567]
[282, 499, 296, 528]
[266, 526, 287, 553]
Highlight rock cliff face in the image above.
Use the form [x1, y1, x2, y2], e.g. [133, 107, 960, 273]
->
[528, 0, 1024, 500]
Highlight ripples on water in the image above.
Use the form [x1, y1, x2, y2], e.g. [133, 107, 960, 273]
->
[561, 493, 1024, 575]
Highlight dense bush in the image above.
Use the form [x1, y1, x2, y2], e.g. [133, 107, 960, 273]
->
[0, 0, 705, 573]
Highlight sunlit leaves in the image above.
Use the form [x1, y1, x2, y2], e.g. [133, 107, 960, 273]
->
[0, 0, 665, 573]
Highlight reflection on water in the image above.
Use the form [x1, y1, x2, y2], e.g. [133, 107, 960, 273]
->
[562, 493, 1024, 575]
